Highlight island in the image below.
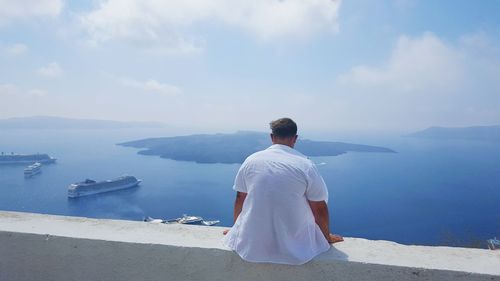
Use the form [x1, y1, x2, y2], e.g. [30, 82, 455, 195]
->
[118, 131, 396, 164]
[408, 125, 500, 142]
[0, 116, 167, 130]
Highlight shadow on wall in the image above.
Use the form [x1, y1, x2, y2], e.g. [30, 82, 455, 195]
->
[319, 245, 349, 261]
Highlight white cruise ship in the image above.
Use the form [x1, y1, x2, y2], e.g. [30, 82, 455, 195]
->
[24, 162, 42, 177]
[0, 153, 56, 164]
[68, 175, 141, 198]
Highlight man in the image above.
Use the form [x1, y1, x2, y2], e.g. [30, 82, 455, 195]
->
[223, 118, 343, 265]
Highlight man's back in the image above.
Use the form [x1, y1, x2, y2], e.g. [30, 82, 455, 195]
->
[223, 144, 331, 265]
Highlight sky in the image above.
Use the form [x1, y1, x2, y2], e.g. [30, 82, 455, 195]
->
[0, 0, 499, 133]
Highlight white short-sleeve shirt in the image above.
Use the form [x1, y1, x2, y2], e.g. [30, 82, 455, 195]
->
[223, 144, 330, 265]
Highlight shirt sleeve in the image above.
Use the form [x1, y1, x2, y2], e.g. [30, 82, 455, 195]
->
[305, 164, 329, 203]
[232, 162, 248, 193]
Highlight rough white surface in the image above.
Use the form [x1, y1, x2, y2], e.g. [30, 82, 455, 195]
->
[0, 211, 499, 281]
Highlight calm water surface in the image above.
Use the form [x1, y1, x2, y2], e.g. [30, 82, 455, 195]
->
[0, 129, 499, 247]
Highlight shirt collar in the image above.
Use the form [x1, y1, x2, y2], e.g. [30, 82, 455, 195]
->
[268, 143, 295, 151]
[268, 143, 308, 159]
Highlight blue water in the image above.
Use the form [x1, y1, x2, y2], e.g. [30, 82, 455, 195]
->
[0, 129, 499, 247]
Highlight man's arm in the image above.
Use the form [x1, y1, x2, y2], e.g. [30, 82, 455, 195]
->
[223, 191, 247, 235]
[233, 191, 247, 223]
[308, 200, 343, 244]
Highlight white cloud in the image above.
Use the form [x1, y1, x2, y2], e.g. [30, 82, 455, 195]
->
[142, 79, 181, 96]
[331, 32, 500, 130]
[119, 77, 181, 96]
[142, 38, 204, 56]
[0, 0, 63, 25]
[0, 83, 18, 95]
[337, 32, 463, 94]
[0, 84, 50, 118]
[80, 0, 341, 52]
[217, 0, 341, 40]
[0, 84, 47, 97]
[28, 88, 47, 97]
[37, 62, 63, 78]
[3, 43, 28, 56]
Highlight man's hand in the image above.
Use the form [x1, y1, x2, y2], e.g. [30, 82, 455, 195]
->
[328, 233, 344, 244]
[308, 200, 343, 244]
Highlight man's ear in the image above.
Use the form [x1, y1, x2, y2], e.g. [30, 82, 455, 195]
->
[270, 133, 274, 141]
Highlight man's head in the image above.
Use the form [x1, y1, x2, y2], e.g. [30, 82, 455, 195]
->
[269, 117, 298, 148]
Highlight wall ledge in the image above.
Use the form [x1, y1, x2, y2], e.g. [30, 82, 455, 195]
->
[1, 211, 499, 281]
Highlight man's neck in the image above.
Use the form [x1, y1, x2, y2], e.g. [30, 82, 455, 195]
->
[273, 142, 293, 148]
[272, 141, 294, 148]
[270, 134, 297, 148]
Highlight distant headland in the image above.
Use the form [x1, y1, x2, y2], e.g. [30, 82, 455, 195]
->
[408, 125, 500, 142]
[0, 116, 167, 130]
[118, 131, 396, 164]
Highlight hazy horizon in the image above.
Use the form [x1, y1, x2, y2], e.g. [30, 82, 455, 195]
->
[0, 115, 414, 139]
[1, 1, 499, 132]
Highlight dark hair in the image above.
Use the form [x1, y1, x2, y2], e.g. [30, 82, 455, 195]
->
[269, 118, 297, 138]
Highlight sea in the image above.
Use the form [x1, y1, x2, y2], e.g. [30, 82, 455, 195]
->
[0, 128, 499, 248]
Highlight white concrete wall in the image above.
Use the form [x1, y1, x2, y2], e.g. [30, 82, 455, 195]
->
[0, 211, 499, 281]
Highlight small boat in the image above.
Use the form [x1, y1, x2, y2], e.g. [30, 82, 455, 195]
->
[24, 162, 42, 177]
[144, 214, 220, 226]
[178, 215, 204, 224]
[487, 237, 500, 250]
[201, 220, 221, 226]
[143, 216, 164, 224]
